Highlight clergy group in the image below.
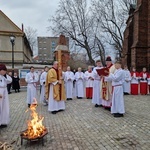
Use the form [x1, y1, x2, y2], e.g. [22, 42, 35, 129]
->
[1, 56, 150, 128]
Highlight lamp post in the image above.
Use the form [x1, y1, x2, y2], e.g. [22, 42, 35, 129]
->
[10, 35, 16, 76]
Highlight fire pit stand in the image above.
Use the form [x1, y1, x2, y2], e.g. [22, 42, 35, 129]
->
[20, 128, 48, 146]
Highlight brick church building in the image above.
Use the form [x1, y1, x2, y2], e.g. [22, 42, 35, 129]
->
[122, 0, 150, 71]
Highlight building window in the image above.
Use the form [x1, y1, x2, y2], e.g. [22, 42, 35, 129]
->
[51, 47, 55, 52]
[51, 41, 56, 47]
[44, 54, 47, 56]
[43, 47, 47, 50]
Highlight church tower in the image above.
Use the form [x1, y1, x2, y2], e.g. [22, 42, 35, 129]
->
[122, 0, 150, 71]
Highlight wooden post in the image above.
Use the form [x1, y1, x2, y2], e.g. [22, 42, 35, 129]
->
[57, 50, 62, 80]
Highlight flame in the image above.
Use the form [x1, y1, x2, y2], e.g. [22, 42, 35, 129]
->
[23, 98, 46, 139]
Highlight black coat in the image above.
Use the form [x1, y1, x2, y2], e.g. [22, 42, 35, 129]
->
[12, 76, 20, 90]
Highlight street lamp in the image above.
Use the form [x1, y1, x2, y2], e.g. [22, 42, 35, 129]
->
[10, 35, 16, 76]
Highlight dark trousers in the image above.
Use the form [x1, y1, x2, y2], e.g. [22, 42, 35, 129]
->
[7, 84, 12, 93]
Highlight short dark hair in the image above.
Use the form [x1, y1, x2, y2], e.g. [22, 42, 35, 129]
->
[115, 61, 122, 65]
[30, 66, 34, 70]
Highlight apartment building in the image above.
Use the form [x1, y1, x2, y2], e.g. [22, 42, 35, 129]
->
[37, 36, 69, 63]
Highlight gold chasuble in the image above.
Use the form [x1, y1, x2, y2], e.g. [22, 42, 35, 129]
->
[100, 64, 116, 100]
[45, 68, 66, 101]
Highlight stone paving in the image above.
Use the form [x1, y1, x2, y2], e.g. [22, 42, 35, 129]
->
[0, 89, 150, 150]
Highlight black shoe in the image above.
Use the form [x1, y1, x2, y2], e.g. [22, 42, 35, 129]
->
[0, 124, 7, 128]
[114, 113, 124, 117]
[51, 111, 58, 114]
[95, 104, 99, 107]
[124, 92, 129, 95]
[18, 90, 20, 92]
[69, 98, 72, 100]
[78, 97, 82, 99]
[8, 92, 11, 94]
[67, 98, 70, 100]
[28, 104, 31, 108]
[58, 109, 64, 112]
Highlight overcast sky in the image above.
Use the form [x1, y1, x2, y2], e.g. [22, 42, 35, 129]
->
[0, 0, 60, 36]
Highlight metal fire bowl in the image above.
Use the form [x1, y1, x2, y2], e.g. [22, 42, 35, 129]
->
[20, 128, 48, 145]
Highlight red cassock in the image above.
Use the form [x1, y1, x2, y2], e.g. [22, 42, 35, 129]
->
[86, 87, 93, 99]
[85, 70, 93, 99]
[139, 72, 148, 95]
[130, 72, 139, 95]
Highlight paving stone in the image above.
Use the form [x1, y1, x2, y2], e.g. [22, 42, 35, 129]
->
[0, 90, 149, 150]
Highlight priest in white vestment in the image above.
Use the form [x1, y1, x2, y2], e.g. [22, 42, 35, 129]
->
[64, 66, 75, 100]
[40, 66, 49, 105]
[105, 61, 125, 117]
[0, 64, 12, 128]
[75, 67, 84, 99]
[45, 61, 66, 114]
[25, 66, 39, 108]
[123, 65, 131, 95]
[92, 60, 103, 107]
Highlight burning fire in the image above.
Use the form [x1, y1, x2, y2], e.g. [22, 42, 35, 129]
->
[23, 98, 46, 139]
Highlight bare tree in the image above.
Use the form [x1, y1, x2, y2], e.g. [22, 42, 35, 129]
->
[49, 0, 136, 63]
[25, 26, 37, 55]
[48, 0, 107, 66]
[91, 0, 137, 58]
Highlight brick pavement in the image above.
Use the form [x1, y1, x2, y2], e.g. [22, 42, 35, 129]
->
[0, 90, 150, 150]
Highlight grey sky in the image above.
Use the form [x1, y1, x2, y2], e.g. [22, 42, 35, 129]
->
[0, 0, 60, 36]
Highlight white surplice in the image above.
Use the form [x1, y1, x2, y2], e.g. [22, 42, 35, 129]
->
[48, 81, 65, 112]
[40, 71, 48, 102]
[0, 74, 12, 125]
[105, 68, 125, 114]
[25, 72, 39, 104]
[84, 71, 94, 88]
[123, 69, 131, 93]
[92, 67, 103, 105]
[64, 71, 75, 99]
[75, 72, 84, 97]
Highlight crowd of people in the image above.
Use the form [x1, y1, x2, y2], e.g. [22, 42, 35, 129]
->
[37, 56, 149, 117]
[0, 56, 150, 128]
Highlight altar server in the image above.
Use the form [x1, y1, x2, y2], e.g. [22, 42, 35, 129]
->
[40, 66, 49, 105]
[139, 67, 148, 95]
[0, 64, 12, 127]
[64, 66, 75, 100]
[92, 60, 103, 107]
[84, 66, 94, 99]
[25, 66, 39, 108]
[130, 67, 139, 95]
[105, 61, 125, 117]
[75, 67, 84, 99]
[123, 65, 131, 95]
